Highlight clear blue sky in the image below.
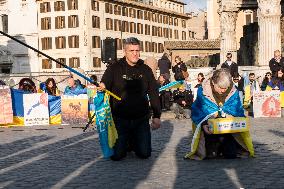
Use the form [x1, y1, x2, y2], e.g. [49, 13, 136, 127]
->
[183, 0, 207, 13]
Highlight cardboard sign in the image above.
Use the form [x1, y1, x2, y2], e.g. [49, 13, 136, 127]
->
[24, 93, 49, 126]
[253, 90, 281, 118]
[0, 86, 13, 124]
[61, 94, 88, 125]
[208, 117, 250, 134]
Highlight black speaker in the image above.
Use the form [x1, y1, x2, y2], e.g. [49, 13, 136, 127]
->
[101, 37, 117, 63]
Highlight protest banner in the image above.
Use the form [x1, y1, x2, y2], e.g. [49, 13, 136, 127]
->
[23, 93, 49, 126]
[0, 86, 13, 124]
[253, 90, 281, 118]
[61, 94, 88, 125]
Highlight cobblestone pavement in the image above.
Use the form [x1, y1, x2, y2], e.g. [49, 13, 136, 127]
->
[0, 117, 283, 189]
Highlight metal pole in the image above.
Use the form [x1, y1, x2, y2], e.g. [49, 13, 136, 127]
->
[0, 30, 121, 100]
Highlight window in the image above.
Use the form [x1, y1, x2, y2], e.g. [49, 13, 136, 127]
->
[56, 58, 66, 68]
[41, 37, 52, 50]
[106, 18, 113, 30]
[163, 28, 169, 38]
[174, 18, 178, 26]
[91, 0, 99, 11]
[182, 31, 186, 40]
[158, 43, 164, 53]
[2, 15, 8, 33]
[152, 42, 157, 53]
[55, 16, 65, 29]
[152, 13, 157, 22]
[158, 14, 163, 23]
[92, 36, 101, 48]
[144, 11, 148, 20]
[137, 23, 143, 34]
[55, 36, 66, 49]
[54, 1, 65, 11]
[139, 41, 144, 52]
[92, 16, 100, 28]
[169, 17, 173, 25]
[69, 57, 80, 68]
[41, 17, 51, 30]
[169, 29, 173, 38]
[163, 15, 168, 24]
[114, 5, 121, 15]
[152, 26, 157, 36]
[122, 21, 129, 32]
[158, 27, 162, 37]
[68, 15, 79, 28]
[68, 35, 79, 48]
[122, 7, 128, 16]
[130, 22, 136, 33]
[137, 10, 143, 19]
[116, 38, 122, 50]
[114, 19, 121, 31]
[129, 8, 136, 18]
[145, 24, 150, 35]
[40, 2, 51, 13]
[105, 3, 113, 14]
[145, 41, 150, 52]
[182, 19, 186, 28]
[67, 0, 78, 10]
[93, 57, 101, 68]
[174, 30, 179, 39]
[42, 59, 52, 69]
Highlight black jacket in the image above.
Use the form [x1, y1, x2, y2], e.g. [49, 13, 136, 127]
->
[173, 89, 193, 109]
[101, 57, 161, 119]
[158, 56, 171, 74]
[269, 58, 284, 76]
[172, 62, 187, 80]
[221, 61, 238, 76]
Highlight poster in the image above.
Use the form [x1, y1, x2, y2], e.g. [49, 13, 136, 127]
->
[61, 94, 88, 125]
[23, 93, 49, 126]
[0, 86, 13, 124]
[253, 90, 281, 118]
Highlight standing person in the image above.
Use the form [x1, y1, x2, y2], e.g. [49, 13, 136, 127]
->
[221, 53, 238, 76]
[98, 37, 161, 161]
[158, 53, 171, 80]
[243, 73, 260, 115]
[172, 56, 187, 81]
[185, 69, 254, 160]
[158, 74, 171, 111]
[260, 72, 272, 91]
[269, 50, 284, 77]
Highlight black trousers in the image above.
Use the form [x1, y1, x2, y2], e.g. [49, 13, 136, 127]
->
[205, 133, 238, 159]
[160, 91, 171, 110]
[111, 116, 151, 161]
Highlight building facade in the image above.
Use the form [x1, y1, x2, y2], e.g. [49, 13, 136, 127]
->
[0, 0, 39, 73]
[37, 0, 191, 72]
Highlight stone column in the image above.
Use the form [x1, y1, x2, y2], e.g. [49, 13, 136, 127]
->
[258, 0, 281, 66]
[219, 11, 238, 64]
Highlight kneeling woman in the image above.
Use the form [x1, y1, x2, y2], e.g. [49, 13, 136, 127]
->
[185, 69, 254, 160]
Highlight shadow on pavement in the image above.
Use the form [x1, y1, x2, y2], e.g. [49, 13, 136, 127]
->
[0, 121, 174, 189]
[174, 130, 284, 188]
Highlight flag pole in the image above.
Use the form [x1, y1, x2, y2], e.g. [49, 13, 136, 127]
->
[0, 30, 121, 101]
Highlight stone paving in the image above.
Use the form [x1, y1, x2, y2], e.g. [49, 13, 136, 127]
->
[0, 116, 283, 189]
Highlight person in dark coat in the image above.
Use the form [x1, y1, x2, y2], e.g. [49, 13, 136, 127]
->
[269, 50, 284, 77]
[158, 53, 171, 80]
[158, 74, 171, 111]
[172, 56, 187, 81]
[221, 53, 238, 76]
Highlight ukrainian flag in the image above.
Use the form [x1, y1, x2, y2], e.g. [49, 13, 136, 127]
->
[159, 80, 184, 92]
[48, 95, 62, 125]
[10, 89, 25, 126]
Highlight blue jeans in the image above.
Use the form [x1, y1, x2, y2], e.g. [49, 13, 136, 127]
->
[111, 116, 151, 161]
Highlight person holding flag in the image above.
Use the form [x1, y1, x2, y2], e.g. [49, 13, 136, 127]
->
[98, 37, 161, 161]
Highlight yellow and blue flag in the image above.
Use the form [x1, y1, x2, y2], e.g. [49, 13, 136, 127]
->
[159, 80, 184, 92]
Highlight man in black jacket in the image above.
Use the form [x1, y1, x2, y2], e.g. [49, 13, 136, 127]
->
[172, 86, 193, 119]
[98, 37, 161, 161]
[269, 50, 284, 77]
[221, 53, 238, 76]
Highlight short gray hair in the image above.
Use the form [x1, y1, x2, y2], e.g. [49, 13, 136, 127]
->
[123, 37, 140, 48]
[211, 68, 232, 88]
